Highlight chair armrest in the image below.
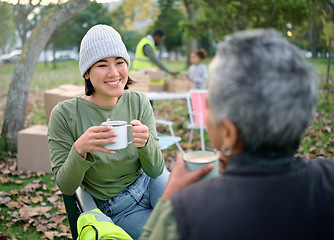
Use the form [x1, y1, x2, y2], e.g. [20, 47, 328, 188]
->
[155, 119, 173, 127]
[75, 187, 97, 212]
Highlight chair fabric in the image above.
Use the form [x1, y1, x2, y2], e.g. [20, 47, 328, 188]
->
[155, 119, 184, 153]
[187, 89, 208, 151]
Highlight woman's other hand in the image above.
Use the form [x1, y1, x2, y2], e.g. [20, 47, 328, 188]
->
[130, 120, 150, 148]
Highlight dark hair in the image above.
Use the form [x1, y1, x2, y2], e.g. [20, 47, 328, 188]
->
[84, 68, 135, 96]
[153, 29, 164, 37]
[195, 48, 207, 60]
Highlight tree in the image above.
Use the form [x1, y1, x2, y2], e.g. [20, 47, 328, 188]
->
[109, 5, 143, 52]
[182, 0, 198, 66]
[0, 2, 16, 50]
[0, 0, 90, 153]
[182, 0, 311, 41]
[12, 0, 42, 46]
[46, 1, 112, 68]
[151, 0, 186, 56]
[308, 0, 334, 57]
[122, 0, 160, 31]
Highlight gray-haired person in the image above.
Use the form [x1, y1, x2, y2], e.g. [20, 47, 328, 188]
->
[139, 29, 334, 240]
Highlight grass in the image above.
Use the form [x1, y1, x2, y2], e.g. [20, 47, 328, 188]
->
[0, 57, 333, 239]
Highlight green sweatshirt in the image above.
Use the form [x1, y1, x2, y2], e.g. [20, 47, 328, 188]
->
[48, 91, 164, 201]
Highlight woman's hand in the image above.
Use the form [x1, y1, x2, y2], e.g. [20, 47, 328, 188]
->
[74, 125, 115, 158]
[130, 120, 150, 148]
[161, 153, 214, 200]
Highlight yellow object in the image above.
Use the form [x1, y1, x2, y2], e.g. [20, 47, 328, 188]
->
[77, 208, 133, 240]
[133, 37, 157, 70]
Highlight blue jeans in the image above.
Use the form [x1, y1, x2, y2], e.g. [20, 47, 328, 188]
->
[96, 169, 170, 239]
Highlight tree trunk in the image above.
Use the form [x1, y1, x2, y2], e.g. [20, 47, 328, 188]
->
[52, 42, 57, 69]
[310, 20, 317, 58]
[183, 0, 197, 67]
[1, 0, 90, 153]
[326, 38, 332, 89]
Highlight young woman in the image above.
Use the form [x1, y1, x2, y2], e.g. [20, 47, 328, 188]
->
[48, 25, 169, 239]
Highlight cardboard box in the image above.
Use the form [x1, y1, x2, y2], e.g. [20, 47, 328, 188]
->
[128, 72, 150, 93]
[165, 78, 191, 93]
[44, 84, 84, 124]
[144, 71, 166, 92]
[17, 125, 52, 173]
[145, 70, 166, 79]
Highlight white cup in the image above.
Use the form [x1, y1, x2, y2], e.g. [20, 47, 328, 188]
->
[101, 120, 133, 150]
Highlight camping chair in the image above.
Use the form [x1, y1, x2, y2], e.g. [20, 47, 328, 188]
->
[155, 119, 184, 153]
[63, 187, 98, 239]
[187, 89, 208, 151]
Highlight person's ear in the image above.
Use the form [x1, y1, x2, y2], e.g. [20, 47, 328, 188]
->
[84, 72, 89, 80]
[221, 119, 239, 151]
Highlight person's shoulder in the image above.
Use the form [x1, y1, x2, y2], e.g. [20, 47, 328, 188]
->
[51, 96, 82, 115]
[200, 63, 207, 69]
[173, 177, 222, 202]
[301, 157, 334, 178]
[124, 90, 148, 100]
[309, 157, 334, 167]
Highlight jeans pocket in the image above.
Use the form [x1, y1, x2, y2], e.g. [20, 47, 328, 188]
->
[137, 189, 151, 209]
[97, 200, 112, 217]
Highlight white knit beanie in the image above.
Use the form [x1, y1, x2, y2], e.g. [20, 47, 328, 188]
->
[79, 24, 130, 77]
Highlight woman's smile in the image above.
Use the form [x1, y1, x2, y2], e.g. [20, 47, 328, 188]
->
[105, 79, 121, 87]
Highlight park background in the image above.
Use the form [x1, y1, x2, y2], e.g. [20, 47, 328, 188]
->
[0, 0, 334, 239]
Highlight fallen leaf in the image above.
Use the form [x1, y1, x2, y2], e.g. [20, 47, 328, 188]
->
[58, 223, 70, 233]
[324, 126, 331, 133]
[31, 195, 43, 204]
[1, 176, 11, 184]
[44, 231, 55, 240]
[36, 224, 46, 232]
[47, 196, 58, 205]
[6, 201, 22, 209]
[19, 206, 52, 221]
[0, 197, 11, 205]
[46, 223, 57, 230]
[14, 180, 23, 184]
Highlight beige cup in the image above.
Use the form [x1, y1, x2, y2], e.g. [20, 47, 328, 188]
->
[183, 151, 219, 180]
[101, 120, 132, 150]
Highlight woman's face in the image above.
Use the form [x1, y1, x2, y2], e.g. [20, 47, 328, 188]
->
[86, 57, 128, 99]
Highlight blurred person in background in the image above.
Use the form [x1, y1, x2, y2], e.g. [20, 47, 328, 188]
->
[133, 29, 176, 76]
[188, 48, 208, 89]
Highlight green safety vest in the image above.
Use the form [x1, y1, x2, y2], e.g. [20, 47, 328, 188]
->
[133, 37, 157, 70]
[77, 208, 133, 240]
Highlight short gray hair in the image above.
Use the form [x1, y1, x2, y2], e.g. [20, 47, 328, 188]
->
[208, 29, 318, 156]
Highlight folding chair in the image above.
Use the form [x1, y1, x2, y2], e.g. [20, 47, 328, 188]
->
[62, 187, 98, 239]
[187, 89, 208, 151]
[155, 119, 184, 153]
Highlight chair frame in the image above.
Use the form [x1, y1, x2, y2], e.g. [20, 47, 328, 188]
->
[187, 89, 208, 151]
[155, 119, 184, 153]
[63, 187, 98, 239]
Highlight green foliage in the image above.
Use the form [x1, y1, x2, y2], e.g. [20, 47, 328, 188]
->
[182, 0, 311, 41]
[49, 1, 113, 50]
[110, 5, 143, 52]
[151, 0, 186, 51]
[0, 2, 16, 49]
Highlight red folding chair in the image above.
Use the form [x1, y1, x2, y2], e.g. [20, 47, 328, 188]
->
[186, 90, 208, 151]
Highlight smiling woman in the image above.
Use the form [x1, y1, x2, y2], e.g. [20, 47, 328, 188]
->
[82, 57, 132, 107]
[47, 24, 169, 240]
